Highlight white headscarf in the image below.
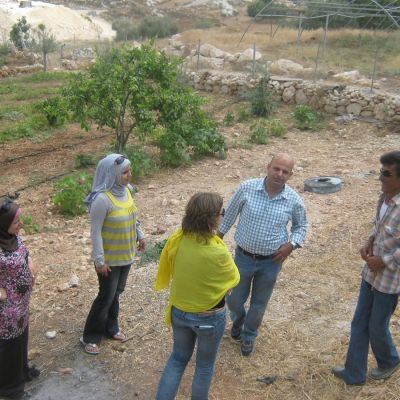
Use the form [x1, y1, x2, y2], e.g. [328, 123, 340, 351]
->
[85, 153, 131, 208]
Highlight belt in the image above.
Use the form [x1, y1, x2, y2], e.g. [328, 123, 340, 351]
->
[193, 306, 226, 316]
[237, 246, 273, 260]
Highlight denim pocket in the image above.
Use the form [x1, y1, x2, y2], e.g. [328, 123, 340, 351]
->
[195, 324, 216, 337]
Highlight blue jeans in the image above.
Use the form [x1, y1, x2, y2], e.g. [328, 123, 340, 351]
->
[342, 279, 400, 384]
[156, 306, 226, 400]
[226, 248, 281, 342]
[83, 264, 131, 344]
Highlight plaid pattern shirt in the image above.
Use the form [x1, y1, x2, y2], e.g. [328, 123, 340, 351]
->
[363, 192, 400, 294]
[219, 178, 307, 255]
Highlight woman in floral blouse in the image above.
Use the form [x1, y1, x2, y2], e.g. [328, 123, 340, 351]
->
[0, 198, 39, 399]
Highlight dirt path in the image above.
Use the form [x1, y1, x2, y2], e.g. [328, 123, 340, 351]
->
[3, 109, 400, 399]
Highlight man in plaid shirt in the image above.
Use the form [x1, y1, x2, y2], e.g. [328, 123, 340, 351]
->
[333, 151, 400, 385]
[219, 153, 307, 356]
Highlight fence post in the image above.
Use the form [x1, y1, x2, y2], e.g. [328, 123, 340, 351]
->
[252, 43, 256, 77]
[196, 40, 200, 71]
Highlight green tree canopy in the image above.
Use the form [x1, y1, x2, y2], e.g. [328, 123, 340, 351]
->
[32, 24, 58, 71]
[10, 16, 31, 50]
[64, 44, 225, 164]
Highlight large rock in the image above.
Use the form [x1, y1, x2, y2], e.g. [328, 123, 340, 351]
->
[282, 85, 295, 103]
[346, 102, 362, 116]
[199, 44, 228, 59]
[333, 70, 361, 83]
[237, 48, 262, 62]
[374, 102, 387, 120]
[270, 59, 305, 75]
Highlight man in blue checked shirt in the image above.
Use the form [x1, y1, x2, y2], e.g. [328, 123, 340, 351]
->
[218, 152, 307, 356]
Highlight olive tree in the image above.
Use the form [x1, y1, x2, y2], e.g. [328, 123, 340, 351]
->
[32, 24, 58, 71]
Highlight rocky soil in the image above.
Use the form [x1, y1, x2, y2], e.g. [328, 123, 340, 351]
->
[2, 101, 400, 399]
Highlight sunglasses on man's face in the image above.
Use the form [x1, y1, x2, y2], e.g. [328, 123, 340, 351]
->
[114, 156, 127, 165]
[380, 168, 393, 178]
[0, 198, 13, 215]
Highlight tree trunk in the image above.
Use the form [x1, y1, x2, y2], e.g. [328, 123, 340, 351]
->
[43, 51, 47, 71]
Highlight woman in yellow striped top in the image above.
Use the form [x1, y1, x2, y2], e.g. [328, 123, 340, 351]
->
[80, 154, 145, 355]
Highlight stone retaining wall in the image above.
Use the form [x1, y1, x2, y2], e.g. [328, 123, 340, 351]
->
[187, 71, 400, 122]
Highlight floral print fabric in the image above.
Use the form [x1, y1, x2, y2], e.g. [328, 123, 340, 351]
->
[0, 236, 32, 339]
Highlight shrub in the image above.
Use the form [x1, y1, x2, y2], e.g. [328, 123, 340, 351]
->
[139, 239, 167, 266]
[249, 120, 268, 144]
[21, 215, 40, 234]
[223, 111, 235, 126]
[136, 16, 179, 39]
[269, 118, 287, 137]
[237, 107, 251, 122]
[292, 105, 320, 130]
[191, 128, 227, 159]
[248, 77, 277, 118]
[53, 173, 92, 216]
[75, 154, 97, 168]
[112, 18, 137, 41]
[123, 145, 157, 178]
[159, 131, 190, 167]
[37, 96, 69, 126]
[0, 123, 35, 141]
[247, 0, 267, 17]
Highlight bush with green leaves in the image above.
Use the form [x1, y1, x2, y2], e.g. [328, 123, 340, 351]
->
[112, 18, 137, 41]
[75, 154, 97, 168]
[248, 77, 277, 118]
[268, 118, 287, 137]
[136, 16, 179, 39]
[159, 130, 191, 167]
[223, 111, 235, 126]
[123, 145, 157, 178]
[64, 44, 225, 167]
[53, 173, 92, 216]
[292, 105, 321, 131]
[237, 107, 251, 122]
[139, 239, 167, 266]
[21, 215, 40, 234]
[249, 120, 268, 144]
[37, 95, 69, 126]
[247, 0, 267, 17]
[9, 17, 31, 50]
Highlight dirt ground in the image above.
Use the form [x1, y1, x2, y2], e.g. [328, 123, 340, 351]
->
[1, 101, 400, 400]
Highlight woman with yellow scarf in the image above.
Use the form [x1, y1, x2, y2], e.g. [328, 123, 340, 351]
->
[155, 192, 240, 400]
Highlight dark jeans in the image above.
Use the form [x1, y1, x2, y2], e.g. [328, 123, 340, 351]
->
[342, 279, 400, 384]
[83, 264, 131, 344]
[0, 326, 29, 399]
[156, 306, 226, 400]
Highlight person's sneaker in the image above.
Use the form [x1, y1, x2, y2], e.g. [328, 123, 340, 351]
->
[26, 365, 40, 381]
[369, 362, 400, 380]
[331, 366, 365, 386]
[230, 324, 242, 341]
[241, 340, 255, 356]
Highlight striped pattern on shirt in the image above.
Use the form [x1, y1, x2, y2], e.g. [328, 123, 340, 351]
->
[102, 189, 138, 266]
[363, 192, 400, 294]
[219, 178, 307, 255]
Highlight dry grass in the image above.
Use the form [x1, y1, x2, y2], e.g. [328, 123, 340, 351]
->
[179, 21, 400, 77]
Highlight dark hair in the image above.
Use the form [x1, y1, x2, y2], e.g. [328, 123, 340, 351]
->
[380, 151, 400, 177]
[182, 192, 223, 240]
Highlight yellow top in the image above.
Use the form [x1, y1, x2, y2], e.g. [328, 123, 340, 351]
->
[154, 229, 240, 325]
[102, 189, 138, 266]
